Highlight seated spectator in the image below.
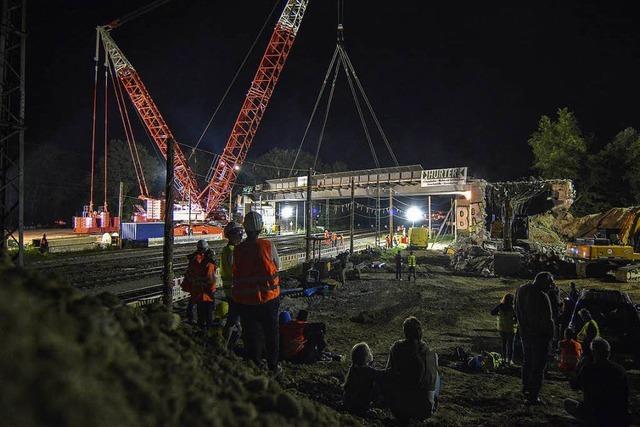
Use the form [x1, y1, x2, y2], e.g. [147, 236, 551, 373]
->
[558, 328, 582, 373]
[577, 308, 600, 359]
[343, 342, 384, 415]
[279, 310, 327, 363]
[384, 316, 441, 422]
[565, 338, 630, 426]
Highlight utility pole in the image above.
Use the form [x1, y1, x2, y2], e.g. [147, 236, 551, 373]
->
[375, 175, 380, 247]
[0, 0, 26, 266]
[228, 190, 233, 222]
[187, 191, 191, 235]
[428, 195, 432, 239]
[453, 197, 457, 242]
[162, 138, 175, 308]
[349, 177, 355, 254]
[388, 188, 393, 244]
[117, 181, 124, 249]
[305, 168, 312, 261]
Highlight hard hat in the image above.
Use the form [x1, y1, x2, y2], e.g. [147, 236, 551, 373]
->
[215, 301, 229, 320]
[279, 310, 292, 324]
[196, 239, 209, 252]
[223, 221, 243, 238]
[243, 211, 263, 233]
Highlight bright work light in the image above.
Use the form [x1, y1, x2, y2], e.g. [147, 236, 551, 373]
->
[281, 206, 294, 219]
[406, 206, 423, 224]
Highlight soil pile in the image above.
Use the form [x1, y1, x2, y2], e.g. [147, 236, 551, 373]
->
[0, 262, 360, 427]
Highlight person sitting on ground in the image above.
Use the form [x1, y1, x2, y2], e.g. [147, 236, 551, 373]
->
[385, 316, 441, 422]
[279, 310, 327, 363]
[565, 337, 630, 426]
[343, 342, 384, 415]
[181, 239, 217, 329]
[577, 308, 600, 360]
[558, 328, 582, 374]
[491, 293, 517, 366]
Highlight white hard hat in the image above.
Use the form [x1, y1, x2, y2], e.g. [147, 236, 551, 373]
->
[196, 239, 209, 252]
[243, 211, 263, 233]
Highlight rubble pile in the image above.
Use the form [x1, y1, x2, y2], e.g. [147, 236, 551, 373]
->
[450, 239, 494, 276]
[0, 263, 360, 427]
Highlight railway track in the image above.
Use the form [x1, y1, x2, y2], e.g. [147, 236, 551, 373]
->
[30, 230, 374, 289]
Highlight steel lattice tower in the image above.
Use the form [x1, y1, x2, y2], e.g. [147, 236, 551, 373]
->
[0, 0, 26, 266]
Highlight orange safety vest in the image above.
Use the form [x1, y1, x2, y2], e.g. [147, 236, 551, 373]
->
[558, 339, 582, 372]
[232, 239, 280, 305]
[182, 252, 217, 303]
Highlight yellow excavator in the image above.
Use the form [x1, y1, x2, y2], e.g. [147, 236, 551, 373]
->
[566, 207, 640, 282]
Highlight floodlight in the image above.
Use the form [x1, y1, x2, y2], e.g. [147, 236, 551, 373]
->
[406, 206, 423, 223]
[281, 206, 294, 219]
[234, 164, 240, 171]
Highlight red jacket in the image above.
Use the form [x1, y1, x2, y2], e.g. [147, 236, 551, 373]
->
[280, 320, 307, 360]
[558, 339, 582, 372]
[182, 251, 216, 302]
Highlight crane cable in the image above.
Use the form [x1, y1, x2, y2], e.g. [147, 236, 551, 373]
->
[190, 0, 282, 160]
[88, 32, 100, 212]
[288, 47, 339, 176]
[313, 58, 341, 170]
[107, 56, 148, 197]
[103, 59, 109, 211]
[107, 0, 173, 29]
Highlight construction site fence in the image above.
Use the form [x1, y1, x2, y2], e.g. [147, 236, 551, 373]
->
[127, 237, 376, 308]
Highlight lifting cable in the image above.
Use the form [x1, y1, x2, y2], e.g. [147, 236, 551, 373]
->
[288, 47, 339, 176]
[107, 57, 148, 197]
[103, 57, 109, 211]
[88, 32, 100, 212]
[190, 0, 282, 160]
[313, 58, 341, 170]
[108, 0, 172, 29]
[290, 0, 401, 175]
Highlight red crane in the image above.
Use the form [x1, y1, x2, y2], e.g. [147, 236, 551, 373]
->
[99, 27, 200, 203]
[200, 0, 309, 216]
[83, 0, 309, 228]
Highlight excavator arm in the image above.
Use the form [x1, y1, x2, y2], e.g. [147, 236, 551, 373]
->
[200, 0, 310, 216]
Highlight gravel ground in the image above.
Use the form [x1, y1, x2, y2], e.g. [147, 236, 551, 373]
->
[277, 250, 640, 426]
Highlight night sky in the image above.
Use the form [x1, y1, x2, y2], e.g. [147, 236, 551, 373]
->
[28, 0, 639, 182]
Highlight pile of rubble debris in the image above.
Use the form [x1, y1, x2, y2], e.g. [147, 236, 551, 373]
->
[450, 237, 572, 278]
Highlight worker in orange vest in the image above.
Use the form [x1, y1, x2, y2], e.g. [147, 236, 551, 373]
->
[232, 211, 282, 375]
[181, 239, 217, 329]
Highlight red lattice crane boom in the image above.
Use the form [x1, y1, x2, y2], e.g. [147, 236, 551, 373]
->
[200, 0, 309, 216]
[98, 27, 200, 202]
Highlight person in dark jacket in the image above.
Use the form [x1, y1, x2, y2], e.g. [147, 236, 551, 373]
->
[565, 337, 630, 426]
[491, 293, 517, 365]
[514, 271, 555, 405]
[394, 252, 402, 280]
[343, 342, 384, 414]
[384, 317, 440, 422]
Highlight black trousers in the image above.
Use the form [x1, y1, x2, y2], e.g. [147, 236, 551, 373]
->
[521, 337, 550, 399]
[395, 265, 402, 279]
[407, 266, 416, 281]
[301, 322, 327, 362]
[196, 301, 213, 329]
[236, 298, 280, 370]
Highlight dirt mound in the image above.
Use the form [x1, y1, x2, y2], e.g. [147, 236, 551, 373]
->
[0, 263, 360, 427]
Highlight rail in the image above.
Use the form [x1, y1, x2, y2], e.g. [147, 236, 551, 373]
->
[125, 235, 376, 307]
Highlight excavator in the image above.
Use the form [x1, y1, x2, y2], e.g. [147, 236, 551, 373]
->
[566, 207, 640, 282]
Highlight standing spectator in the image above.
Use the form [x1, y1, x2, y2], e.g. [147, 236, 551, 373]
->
[385, 317, 441, 422]
[232, 211, 282, 376]
[182, 239, 217, 329]
[39, 233, 49, 255]
[568, 282, 580, 305]
[407, 251, 417, 281]
[394, 252, 402, 281]
[220, 221, 244, 348]
[564, 338, 630, 426]
[515, 271, 555, 405]
[490, 293, 517, 365]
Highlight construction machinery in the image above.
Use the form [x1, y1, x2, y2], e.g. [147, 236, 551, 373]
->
[75, 0, 310, 234]
[566, 207, 640, 282]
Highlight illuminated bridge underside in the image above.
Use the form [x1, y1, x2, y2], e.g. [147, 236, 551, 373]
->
[251, 165, 475, 202]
